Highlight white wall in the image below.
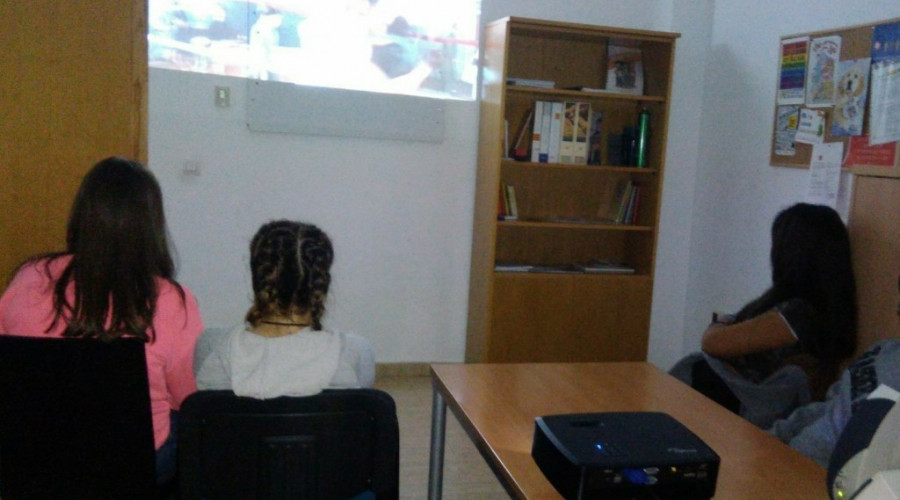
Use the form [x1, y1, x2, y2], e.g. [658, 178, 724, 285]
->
[150, 72, 478, 362]
[150, 0, 896, 366]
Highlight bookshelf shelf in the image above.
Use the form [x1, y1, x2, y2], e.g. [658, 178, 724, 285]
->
[501, 159, 660, 174]
[465, 17, 678, 363]
[498, 220, 654, 231]
[506, 86, 668, 103]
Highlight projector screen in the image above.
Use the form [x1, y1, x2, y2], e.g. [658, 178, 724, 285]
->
[149, 0, 481, 101]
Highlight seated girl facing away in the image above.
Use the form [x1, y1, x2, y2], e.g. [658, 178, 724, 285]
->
[673, 203, 858, 427]
[196, 220, 375, 398]
[0, 157, 204, 485]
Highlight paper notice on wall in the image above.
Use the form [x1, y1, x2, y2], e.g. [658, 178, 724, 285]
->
[869, 22, 900, 146]
[806, 142, 843, 207]
[794, 108, 826, 144]
[868, 58, 900, 146]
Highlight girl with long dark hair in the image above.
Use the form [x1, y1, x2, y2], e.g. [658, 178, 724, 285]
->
[700, 203, 858, 406]
[0, 157, 203, 484]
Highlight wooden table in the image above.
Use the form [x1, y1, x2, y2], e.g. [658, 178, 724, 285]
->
[427, 362, 827, 499]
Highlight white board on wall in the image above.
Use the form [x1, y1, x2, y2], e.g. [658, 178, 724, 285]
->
[246, 80, 445, 143]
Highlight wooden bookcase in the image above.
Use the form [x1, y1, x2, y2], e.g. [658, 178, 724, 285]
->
[465, 17, 678, 362]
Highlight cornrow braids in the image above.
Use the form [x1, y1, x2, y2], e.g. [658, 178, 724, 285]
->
[245, 220, 334, 330]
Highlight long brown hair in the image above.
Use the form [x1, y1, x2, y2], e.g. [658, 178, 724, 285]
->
[737, 203, 857, 361]
[36, 157, 181, 342]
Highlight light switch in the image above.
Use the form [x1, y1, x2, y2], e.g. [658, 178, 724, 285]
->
[215, 86, 230, 108]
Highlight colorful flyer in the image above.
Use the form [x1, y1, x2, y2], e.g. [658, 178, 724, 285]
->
[831, 58, 870, 136]
[778, 36, 809, 105]
[774, 105, 800, 156]
[794, 108, 826, 144]
[805, 36, 841, 108]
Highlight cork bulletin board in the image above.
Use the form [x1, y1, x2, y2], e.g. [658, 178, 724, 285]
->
[770, 18, 900, 178]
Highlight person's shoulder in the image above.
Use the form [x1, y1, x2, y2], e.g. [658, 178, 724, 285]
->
[10, 255, 68, 283]
[155, 278, 198, 307]
[334, 330, 373, 349]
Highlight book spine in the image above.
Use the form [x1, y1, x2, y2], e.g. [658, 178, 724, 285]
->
[616, 181, 634, 223]
[539, 101, 552, 162]
[560, 101, 576, 164]
[506, 184, 518, 219]
[531, 101, 544, 162]
[548, 102, 563, 163]
[629, 184, 642, 224]
[573, 102, 590, 164]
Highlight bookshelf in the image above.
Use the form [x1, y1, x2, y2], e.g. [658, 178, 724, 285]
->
[466, 17, 678, 362]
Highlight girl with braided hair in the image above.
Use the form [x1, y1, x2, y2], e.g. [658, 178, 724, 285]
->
[196, 220, 375, 398]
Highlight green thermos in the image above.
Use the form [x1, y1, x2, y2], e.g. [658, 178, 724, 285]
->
[636, 108, 650, 167]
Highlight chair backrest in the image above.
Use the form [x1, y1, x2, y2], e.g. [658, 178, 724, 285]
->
[179, 389, 400, 500]
[0, 335, 157, 500]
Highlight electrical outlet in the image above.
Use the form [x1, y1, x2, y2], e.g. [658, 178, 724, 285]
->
[214, 86, 230, 108]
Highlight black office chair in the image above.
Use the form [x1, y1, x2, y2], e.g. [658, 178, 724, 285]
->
[178, 388, 400, 500]
[0, 335, 157, 500]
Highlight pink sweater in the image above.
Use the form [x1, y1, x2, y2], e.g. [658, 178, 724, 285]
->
[0, 256, 203, 449]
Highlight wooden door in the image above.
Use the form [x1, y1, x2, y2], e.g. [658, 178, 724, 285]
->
[848, 175, 900, 354]
[0, 1, 147, 287]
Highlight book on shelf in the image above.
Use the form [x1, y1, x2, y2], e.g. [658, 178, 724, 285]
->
[587, 110, 604, 165]
[563, 86, 617, 93]
[528, 264, 583, 274]
[559, 101, 591, 164]
[530, 101, 544, 162]
[578, 259, 635, 274]
[498, 182, 518, 220]
[548, 102, 563, 163]
[539, 102, 552, 162]
[606, 180, 642, 224]
[503, 119, 510, 159]
[560, 102, 577, 163]
[573, 102, 591, 164]
[494, 262, 533, 272]
[606, 45, 644, 95]
[494, 261, 635, 274]
[505, 183, 519, 220]
[507, 77, 555, 88]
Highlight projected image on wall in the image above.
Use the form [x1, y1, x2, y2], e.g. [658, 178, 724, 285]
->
[149, 0, 481, 100]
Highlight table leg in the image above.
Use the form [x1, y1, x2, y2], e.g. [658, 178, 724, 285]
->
[427, 381, 447, 500]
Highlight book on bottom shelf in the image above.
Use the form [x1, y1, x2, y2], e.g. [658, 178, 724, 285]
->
[493, 261, 636, 275]
[494, 262, 533, 272]
[498, 182, 518, 220]
[579, 259, 635, 274]
[606, 180, 642, 224]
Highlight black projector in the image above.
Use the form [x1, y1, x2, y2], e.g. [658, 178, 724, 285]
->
[532, 412, 720, 500]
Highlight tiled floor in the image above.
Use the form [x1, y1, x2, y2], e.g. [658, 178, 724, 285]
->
[374, 376, 510, 500]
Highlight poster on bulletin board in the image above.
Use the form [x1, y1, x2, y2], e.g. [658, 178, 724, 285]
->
[769, 18, 900, 177]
